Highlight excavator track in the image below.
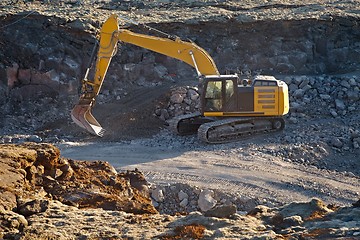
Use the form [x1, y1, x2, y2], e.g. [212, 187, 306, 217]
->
[197, 117, 285, 144]
[168, 112, 205, 135]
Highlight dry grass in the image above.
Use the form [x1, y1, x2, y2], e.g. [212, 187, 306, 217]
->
[160, 224, 206, 240]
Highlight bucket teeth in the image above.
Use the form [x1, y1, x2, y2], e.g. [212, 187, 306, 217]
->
[71, 104, 105, 137]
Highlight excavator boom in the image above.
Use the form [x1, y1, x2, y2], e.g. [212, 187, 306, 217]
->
[71, 14, 219, 136]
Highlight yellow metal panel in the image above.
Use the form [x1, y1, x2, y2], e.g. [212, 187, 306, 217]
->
[254, 87, 279, 115]
[278, 84, 290, 115]
[92, 15, 119, 96]
[223, 112, 265, 117]
[205, 112, 269, 117]
[203, 112, 224, 117]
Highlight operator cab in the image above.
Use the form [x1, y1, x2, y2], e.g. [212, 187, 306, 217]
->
[202, 75, 238, 112]
[202, 75, 285, 116]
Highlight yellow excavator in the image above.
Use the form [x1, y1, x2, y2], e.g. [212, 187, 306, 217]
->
[71, 14, 289, 143]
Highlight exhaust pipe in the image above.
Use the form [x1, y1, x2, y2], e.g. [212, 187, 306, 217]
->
[71, 104, 105, 137]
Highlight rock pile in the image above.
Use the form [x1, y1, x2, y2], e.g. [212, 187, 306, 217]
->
[155, 86, 200, 121]
[285, 75, 359, 122]
[284, 75, 360, 150]
[149, 183, 247, 217]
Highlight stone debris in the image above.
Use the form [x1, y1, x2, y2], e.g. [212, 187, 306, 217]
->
[155, 86, 200, 120]
[156, 75, 360, 134]
[198, 189, 218, 212]
[151, 187, 165, 203]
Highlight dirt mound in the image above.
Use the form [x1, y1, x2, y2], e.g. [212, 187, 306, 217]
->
[0, 143, 156, 237]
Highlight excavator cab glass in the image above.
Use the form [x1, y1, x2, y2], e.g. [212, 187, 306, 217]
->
[203, 78, 235, 112]
[204, 80, 222, 111]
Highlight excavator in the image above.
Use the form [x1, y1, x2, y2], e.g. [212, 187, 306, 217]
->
[71, 14, 289, 143]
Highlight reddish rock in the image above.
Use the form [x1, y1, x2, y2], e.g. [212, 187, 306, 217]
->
[6, 63, 19, 89]
[17, 69, 31, 85]
[31, 71, 60, 91]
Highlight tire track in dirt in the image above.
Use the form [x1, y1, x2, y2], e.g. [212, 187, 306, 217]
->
[59, 141, 359, 207]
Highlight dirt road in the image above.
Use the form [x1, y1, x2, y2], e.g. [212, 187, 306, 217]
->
[57, 132, 360, 208]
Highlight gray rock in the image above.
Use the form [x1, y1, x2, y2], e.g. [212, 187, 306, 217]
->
[179, 198, 188, 207]
[159, 109, 170, 121]
[299, 78, 310, 89]
[283, 76, 292, 85]
[330, 109, 338, 117]
[204, 204, 237, 218]
[178, 190, 188, 201]
[293, 89, 305, 99]
[28, 135, 42, 143]
[187, 89, 199, 101]
[301, 84, 312, 92]
[319, 94, 331, 100]
[331, 137, 343, 148]
[347, 90, 359, 101]
[170, 93, 184, 104]
[349, 78, 357, 86]
[293, 76, 305, 85]
[151, 188, 165, 202]
[335, 99, 346, 110]
[284, 135, 293, 143]
[289, 83, 299, 91]
[198, 189, 217, 212]
[340, 80, 351, 88]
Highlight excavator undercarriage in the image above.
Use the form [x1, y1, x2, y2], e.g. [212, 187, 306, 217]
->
[169, 113, 285, 143]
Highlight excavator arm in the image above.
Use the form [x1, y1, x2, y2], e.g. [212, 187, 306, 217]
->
[71, 14, 219, 136]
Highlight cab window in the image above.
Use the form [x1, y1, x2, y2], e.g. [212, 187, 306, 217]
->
[205, 81, 222, 111]
[205, 81, 222, 99]
[254, 80, 277, 86]
[225, 80, 234, 101]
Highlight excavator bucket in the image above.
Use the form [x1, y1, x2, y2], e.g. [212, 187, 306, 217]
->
[71, 104, 105, 137]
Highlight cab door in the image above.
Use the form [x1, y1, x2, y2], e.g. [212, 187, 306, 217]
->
[203, 79, 236, 114]
[203, 80, 223, 112]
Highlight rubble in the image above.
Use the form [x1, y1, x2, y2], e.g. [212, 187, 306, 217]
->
[155, 86, 200, 120]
